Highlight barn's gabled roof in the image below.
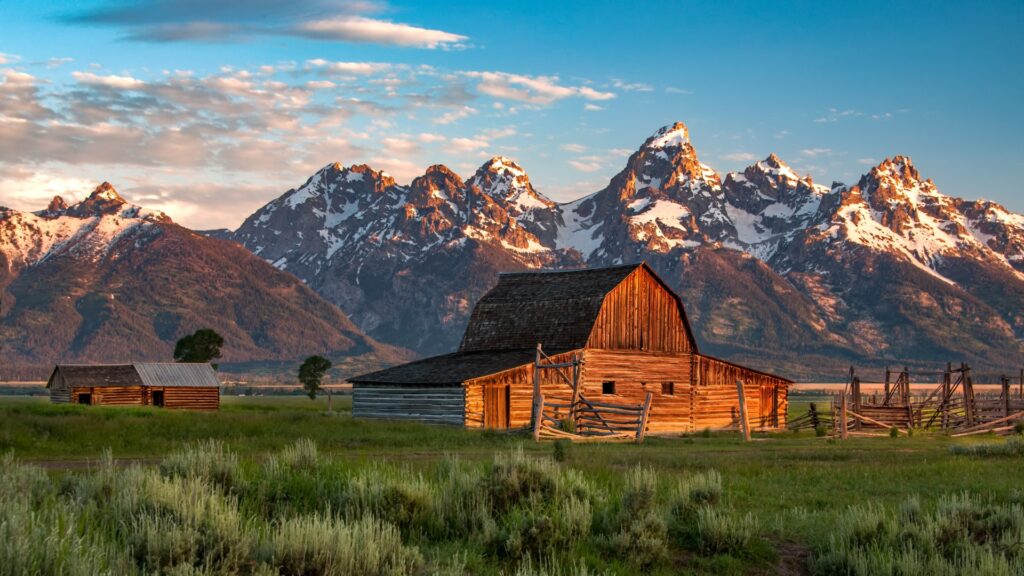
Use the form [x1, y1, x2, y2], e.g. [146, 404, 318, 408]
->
[47, 363, 220, 388]
[458, 263, 646, 352]
[350, 349, 569, 386]
[135, 363, 221, 388]
[48, 365, 143, 388]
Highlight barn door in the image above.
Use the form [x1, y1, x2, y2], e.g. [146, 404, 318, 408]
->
[484, 385, 510, 429]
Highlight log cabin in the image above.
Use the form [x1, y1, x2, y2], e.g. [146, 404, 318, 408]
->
[47, 363, 221, 410]
[350, 263, 791, 433]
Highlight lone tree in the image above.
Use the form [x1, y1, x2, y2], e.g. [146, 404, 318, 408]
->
[174, 329, 224, 368]
[299, 355, 333, 409]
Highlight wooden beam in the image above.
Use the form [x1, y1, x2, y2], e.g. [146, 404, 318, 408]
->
[846, 410, 908, 434]
[735, 379, 751, 442]
[532, 392, 543, 441]
[636, 392, 653, 444]
[954, 410, 1024, 434]
[840, 392, 848, 440]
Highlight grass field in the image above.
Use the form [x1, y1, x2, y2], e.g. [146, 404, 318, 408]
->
[1, 395, 1022, 575]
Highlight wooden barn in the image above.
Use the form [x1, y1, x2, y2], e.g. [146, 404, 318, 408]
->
[47, 363, 221, 410]
[351, 263, 791, 434]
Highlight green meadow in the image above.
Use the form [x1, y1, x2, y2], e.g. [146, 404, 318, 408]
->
[1, 395, 1022, 575]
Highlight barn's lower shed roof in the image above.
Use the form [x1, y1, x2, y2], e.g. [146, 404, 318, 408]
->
[49, 365, 143, 388]
[350, 348, 572, 386]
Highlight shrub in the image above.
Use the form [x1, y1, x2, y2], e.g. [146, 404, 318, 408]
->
[809, 493, 1024, 576]
[553, 439, 571, 463]
[1014, 421, 1024, 435]
[160, 440, 240, 490]
[672, 470, 723, 512]
[280, 438, 319, 471]
[815, 425, 827, 437]
[342, 469, 437, 535]
[265, 514, 422, 576]
[605, 467, 668, 567]
[889, 427, 899, 438]
[949, 438, 1024, 457]
[487, 448, 591, 515]
[694, 507, 758, 555]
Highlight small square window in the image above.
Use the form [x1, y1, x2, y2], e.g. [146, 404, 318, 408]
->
[662, 382, 674, 395]
[602, 381, 616, 395]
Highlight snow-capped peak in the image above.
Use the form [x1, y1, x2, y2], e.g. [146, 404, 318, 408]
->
[643, 122, 690, 149]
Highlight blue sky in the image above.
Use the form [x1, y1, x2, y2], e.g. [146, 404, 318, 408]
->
[0, 0, 1021, 228]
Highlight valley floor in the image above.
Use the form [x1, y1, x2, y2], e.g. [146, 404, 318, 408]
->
[1, 395, 1022, 575]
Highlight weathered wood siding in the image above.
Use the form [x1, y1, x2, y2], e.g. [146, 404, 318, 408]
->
[466, 350, 582, 429]
[144, 387, 220, 410]
[353, 386, 465, 425]
[586, 267, 692, 353]
[49, 372, 70, 403]
[692, 355, 788, 429]
[70, 387, 145, 405]
[581, 349, 694, 433]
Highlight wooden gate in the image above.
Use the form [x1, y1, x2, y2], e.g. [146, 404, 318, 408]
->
[484, 384, 510, 429]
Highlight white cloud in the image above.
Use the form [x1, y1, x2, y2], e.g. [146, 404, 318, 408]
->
[466, 71, 615, 105]
[857, 157, 877, 165]
[295, 17, 468, 49]
[71, 71, 145, 89]
[612, 79, 653, 92]
[561, 143, 586, 153]
[723, 152, 757, 162]
[0, 53, 20, 65]
[433, 105, 477, 125]
[569, 159, 603, 172]
[583, 103, 604, 111]
[305, 59, 393, 75]
[814, 108, 862, 123]
[801, 148, 833, 157]
[665, 86, 693, 95]
[447, 137, 489, 153]
[417, 132, 446, 143]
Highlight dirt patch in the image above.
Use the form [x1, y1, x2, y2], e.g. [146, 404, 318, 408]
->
[774, 539, 811, 576]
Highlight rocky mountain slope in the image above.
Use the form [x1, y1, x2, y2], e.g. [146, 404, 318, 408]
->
[231, 122, 1024, 378]
[0, 184, 409, 369]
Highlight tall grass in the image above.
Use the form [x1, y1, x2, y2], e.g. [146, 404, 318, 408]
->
[950, 438, 1024, 457]
[809, 493, 1024, 575]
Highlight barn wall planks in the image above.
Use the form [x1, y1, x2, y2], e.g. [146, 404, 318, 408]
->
[466, 350, 582, 429]
[587, 268, 692, 353]
[353, 386, 466, 425]
[693, 355, 788, 429]
[581, 349, 694, 433]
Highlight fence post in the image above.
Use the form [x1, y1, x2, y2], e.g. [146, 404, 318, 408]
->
[531, 343, 542, 430]
[884, 366, 891, 406]
[1003, 375, 1011, 417]
[636, 392, 653, 444]
[735, 379, 751, 442]
[533, 393, 544, 441]
[840, 393, 848, 440]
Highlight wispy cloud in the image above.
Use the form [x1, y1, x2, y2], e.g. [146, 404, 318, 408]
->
[722, 152, 757, 162]
[560, 143, 586, 153]
[64, 0, 468, 49]
[466, 72, 615, 105]
[801, 147, 833, 157]
[612, 79, 653, 92]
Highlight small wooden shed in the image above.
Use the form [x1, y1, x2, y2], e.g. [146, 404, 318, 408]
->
[47, 363, 220, 410]
[351, 263, 791, 433]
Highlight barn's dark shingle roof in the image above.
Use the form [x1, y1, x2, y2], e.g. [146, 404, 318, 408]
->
[351, 349, 569, 385]
[458, 264, 641, 352]
[49, 365, 143, 388]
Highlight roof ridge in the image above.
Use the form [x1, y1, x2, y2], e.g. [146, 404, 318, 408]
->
[498, 262, 643, 277]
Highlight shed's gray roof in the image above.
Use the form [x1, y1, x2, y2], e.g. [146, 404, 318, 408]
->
[134, 363, 221, 388]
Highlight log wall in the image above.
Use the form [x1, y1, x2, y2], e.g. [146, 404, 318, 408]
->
[70, 387, 145, 405]
[353, 386, 465, 425]
[466, 350, 581, 429]
[693, 354, 789, 429]
[580, 349, 694, 433]
[144, 387, 220, 411]
[586, 267, 693, 353]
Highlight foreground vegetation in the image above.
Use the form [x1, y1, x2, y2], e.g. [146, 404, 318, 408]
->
[1, 396, 1023, 574]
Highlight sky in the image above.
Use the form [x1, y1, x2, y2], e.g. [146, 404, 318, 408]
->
[0, 0, 1021, 229]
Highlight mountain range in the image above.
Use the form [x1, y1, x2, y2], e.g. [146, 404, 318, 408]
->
[229, 122, 1024, 379]
[2, 122, 1021, 380]
[0, 184, 407, 372]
